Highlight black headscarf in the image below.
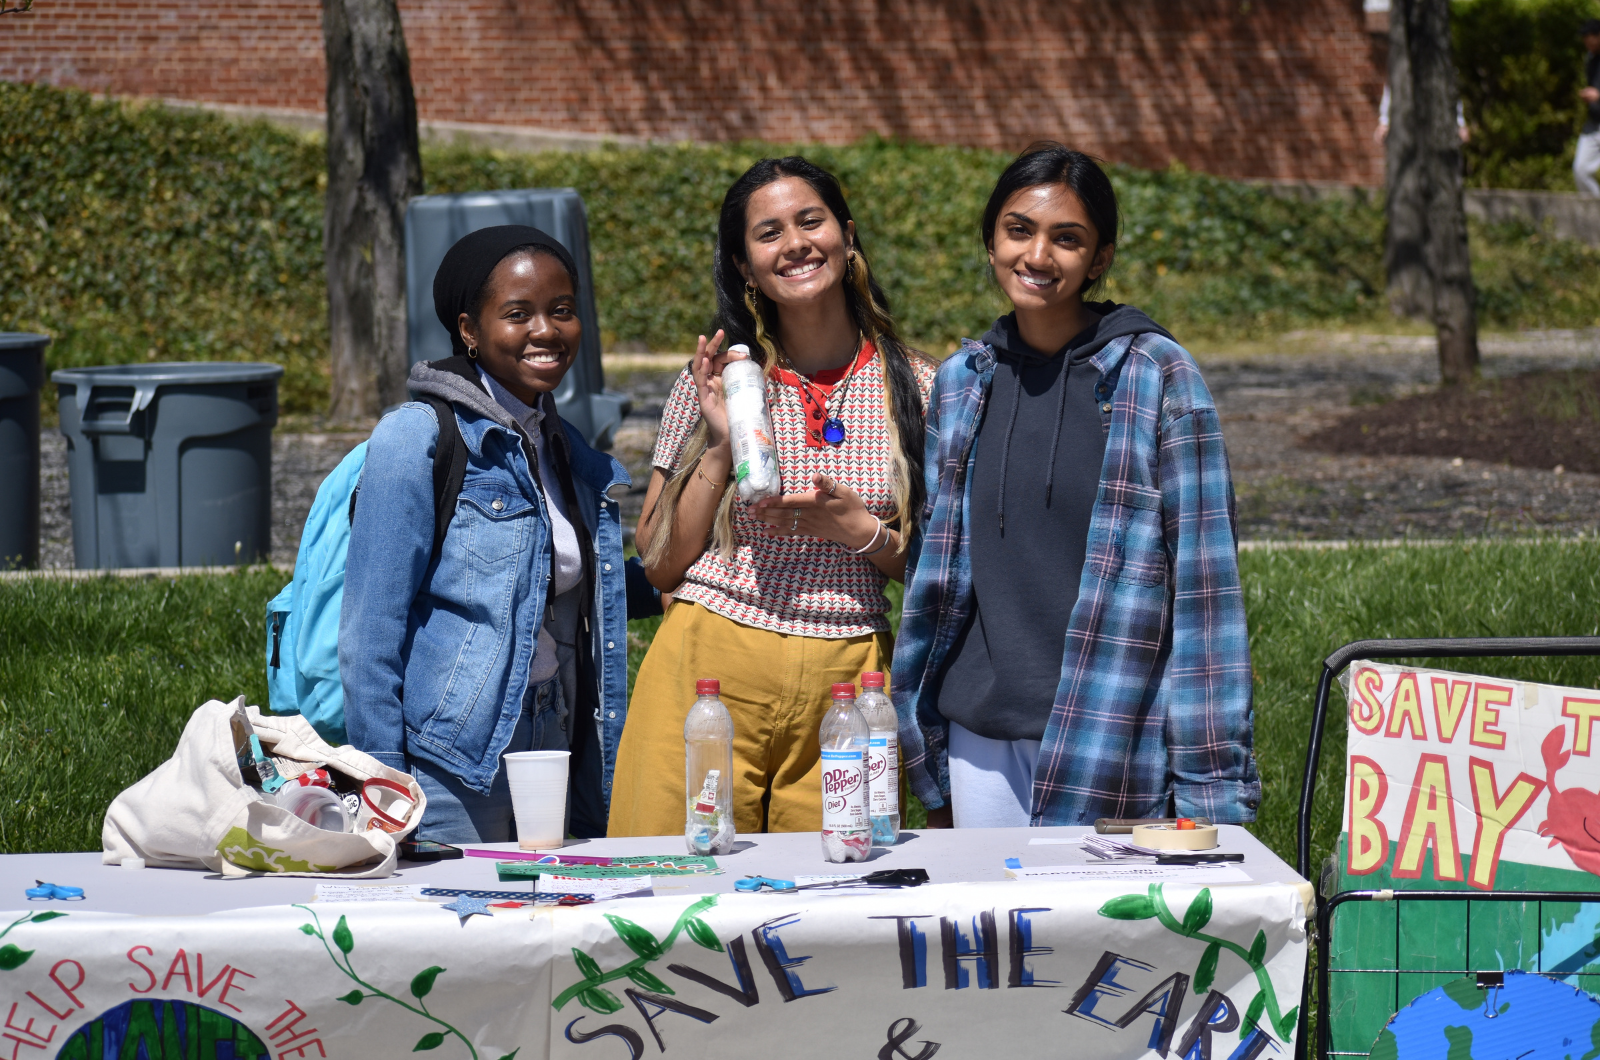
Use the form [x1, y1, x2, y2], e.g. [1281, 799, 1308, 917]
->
[432, 225, 580, 358]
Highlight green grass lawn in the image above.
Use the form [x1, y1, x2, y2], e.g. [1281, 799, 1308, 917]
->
[3, 542, 1597, 861]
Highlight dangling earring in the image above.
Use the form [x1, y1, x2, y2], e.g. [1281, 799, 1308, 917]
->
[466, 345, 479, 360]
[845, 249, 858, 282]
[743, 282, 761, 322]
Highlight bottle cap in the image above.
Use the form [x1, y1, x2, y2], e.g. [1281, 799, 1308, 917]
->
[861, 671, 885, 688]
[696, 679, 720, 695]
[832, 682, 856, 697]
[728, 343, 751, 356]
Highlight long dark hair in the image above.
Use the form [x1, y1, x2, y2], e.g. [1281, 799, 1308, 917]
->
[982, 142, 1119, 297]
[643, 156, 931, 567]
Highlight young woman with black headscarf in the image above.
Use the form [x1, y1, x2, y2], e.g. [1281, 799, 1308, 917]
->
[340, 225, 632, 843]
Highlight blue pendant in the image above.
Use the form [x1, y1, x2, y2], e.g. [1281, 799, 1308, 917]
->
[822, 418, 847, 446]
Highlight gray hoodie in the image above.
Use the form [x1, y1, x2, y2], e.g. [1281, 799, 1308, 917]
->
[938, 304, 1175, 744]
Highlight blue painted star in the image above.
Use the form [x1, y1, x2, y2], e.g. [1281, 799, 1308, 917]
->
[440, 895, 493, 924]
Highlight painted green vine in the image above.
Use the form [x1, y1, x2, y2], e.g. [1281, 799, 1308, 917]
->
[1099, 884, 1298, 1042]
[293, 905, 517, 1060]
[0, 911, 66, 972]
[553, 895, 722, 1014]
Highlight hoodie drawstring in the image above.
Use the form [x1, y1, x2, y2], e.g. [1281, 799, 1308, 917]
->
[1044, 359, 1071, 506]
[995, 367, 1025, 534]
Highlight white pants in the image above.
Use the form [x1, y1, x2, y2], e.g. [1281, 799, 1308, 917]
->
[1576, 131, 1600, 198]
[948, 721, 1041, 828]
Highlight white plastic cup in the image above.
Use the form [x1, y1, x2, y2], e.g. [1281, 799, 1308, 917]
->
[503, 750, 570, 849]
[273, 784, 352, 832]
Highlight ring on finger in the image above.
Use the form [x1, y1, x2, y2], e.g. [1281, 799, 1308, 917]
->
[790, 515, 800, 532]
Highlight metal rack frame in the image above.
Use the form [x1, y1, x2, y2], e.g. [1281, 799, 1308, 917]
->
[1291, 637, 1600, 1060]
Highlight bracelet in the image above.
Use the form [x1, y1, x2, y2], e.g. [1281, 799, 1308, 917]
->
[861, 527, 895, 558]
[847, 515, 887, 556]
[695, 463, 726, 489]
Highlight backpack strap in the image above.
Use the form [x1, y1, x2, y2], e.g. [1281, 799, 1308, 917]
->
[421, 395, 468, 564]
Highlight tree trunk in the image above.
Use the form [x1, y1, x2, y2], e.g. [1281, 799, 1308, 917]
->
[1385, 0, 1481, 385]
[322, 0, 423, 422]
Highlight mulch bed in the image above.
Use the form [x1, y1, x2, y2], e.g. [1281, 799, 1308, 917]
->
[1303, 369, 1600, 474]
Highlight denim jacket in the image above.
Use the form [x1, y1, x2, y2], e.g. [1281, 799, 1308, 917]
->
[340, 359, 631, 832]
[891, 332, 1260, 825]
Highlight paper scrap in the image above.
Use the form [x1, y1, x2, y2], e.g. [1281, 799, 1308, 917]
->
[1004, 864, 1252, 885]
[313, 883, 427, 903]
[536, 875, 653, 901]
[1081, 834, 1168, 860]
[1027, 837, 1085, 845]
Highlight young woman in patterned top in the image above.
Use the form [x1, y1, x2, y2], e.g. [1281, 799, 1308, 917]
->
[607, 156, 936, 837]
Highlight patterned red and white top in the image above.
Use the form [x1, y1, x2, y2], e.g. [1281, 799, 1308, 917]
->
[652, 343, 937, 638]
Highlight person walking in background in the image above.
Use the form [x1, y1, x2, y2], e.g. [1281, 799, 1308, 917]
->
[892, 143, 1258, 829]
[340, 226, 631, 843]
[1375, 84, 1470, 144]
[1577, 19, 1600, 197]
[609, 157, 936, 838]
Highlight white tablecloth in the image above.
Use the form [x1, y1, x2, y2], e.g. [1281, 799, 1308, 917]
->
[0, 827, 1308, 1059]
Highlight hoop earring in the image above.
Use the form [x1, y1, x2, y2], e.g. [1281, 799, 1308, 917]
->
[466, 345, 479, 360]
[743, 283, 762, 322]
[845, 249, 859, 281]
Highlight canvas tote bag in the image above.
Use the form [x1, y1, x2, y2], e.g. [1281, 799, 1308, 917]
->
[102, 696, 426, 878]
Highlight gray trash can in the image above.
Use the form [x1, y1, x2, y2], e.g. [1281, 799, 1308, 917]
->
[405, 188, 630, 449]
[52, 362, 282, 569]
[0, 333, 50, 569]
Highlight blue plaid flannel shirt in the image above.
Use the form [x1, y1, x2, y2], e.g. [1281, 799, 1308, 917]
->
[890, 332, 1260, 825]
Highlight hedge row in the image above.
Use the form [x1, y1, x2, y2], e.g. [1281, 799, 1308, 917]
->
[4, 82, 1599, 414]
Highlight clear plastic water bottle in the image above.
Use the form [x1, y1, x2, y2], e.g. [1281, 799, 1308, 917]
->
[684, 679, 736, 855]
[855, 671, 900, 845]
[721, 346, 782, 503]
[819, 681, 872, 862]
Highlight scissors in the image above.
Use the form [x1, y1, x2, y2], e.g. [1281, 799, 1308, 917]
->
[736, 876, 797, 892]
[25, 881, 84, 901]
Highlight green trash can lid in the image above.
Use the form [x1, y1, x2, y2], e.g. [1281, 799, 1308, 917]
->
[51, 362, 284, 386]
[0, 332, 52, 351]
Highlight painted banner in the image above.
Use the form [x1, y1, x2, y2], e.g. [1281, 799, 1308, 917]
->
[1341, 662, 1600, 890]
[0, 880, 1306, 1060]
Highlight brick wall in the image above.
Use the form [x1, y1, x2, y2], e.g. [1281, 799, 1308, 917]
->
[0, 0, 1387, 184]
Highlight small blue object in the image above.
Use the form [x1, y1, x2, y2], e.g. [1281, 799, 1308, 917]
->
[26, 881, 84, 901]
[736, 876, 796, 892]
[1004, 858, 1022, 870]
[440, 895, 494, 923]
[249, 734, 286, 794]
[822, 418, 846, 446]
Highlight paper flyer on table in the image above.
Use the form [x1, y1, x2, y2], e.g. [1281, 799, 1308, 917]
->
[312, 883, 427, 902]
[536, 874, 653, 900]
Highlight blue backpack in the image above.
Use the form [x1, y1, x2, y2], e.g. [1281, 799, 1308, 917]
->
[266, 397, 466, 744]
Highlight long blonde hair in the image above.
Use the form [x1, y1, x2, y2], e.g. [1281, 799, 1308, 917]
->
[642, 156, 930, 570]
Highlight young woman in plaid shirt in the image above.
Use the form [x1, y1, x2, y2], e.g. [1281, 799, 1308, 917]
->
[893, 144, 1259, 829]
[607, 157, 935, 837]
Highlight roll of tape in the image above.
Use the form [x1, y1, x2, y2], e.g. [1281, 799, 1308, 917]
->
[1131, 823, 1219, 850]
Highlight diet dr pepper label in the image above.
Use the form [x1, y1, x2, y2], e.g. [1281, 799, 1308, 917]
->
[820, 749, 868, 831]
[867, 733, 899, 815]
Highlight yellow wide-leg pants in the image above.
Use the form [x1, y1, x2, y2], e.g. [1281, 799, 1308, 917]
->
[608, 601, 892, 837]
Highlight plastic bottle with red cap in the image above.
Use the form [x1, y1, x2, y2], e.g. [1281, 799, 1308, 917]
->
[684, 678, 735, 855]
[818, 681, 871, 862]
[855, 671, 899, 845]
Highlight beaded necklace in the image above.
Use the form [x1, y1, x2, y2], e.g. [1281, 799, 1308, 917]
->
[778, 336, 867, 447]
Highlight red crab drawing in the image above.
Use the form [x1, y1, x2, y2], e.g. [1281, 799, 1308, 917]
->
[1538, 727, 1600, 876]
